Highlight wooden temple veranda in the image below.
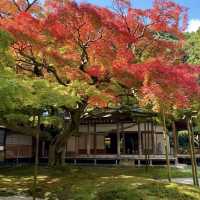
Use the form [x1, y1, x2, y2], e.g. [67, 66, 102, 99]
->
[1, 108, 200, 165]
[62, 108, 175, 165]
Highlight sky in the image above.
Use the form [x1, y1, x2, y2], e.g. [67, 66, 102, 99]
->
[77, 0, 200, 32]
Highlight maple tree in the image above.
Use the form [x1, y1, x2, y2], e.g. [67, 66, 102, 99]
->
[0, 29, 81, 197]
[0, 0, 41, 18]
[0, 0, 200, 166]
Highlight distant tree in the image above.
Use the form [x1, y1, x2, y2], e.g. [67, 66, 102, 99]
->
[184, 29, 200, 65]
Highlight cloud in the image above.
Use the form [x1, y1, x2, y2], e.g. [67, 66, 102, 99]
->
[187, 19, 200, 32]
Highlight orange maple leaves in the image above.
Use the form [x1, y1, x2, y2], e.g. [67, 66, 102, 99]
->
[0, 0, 199, 111]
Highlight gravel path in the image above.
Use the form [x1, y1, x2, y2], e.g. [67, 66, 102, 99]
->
[161, 178, 200, 185]
[171, 178, 200, 185]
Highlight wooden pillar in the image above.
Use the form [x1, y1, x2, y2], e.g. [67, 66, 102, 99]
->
[115, 159, 118, 165]
[150, 160, 153, 166]
[94, 123, 97, 154]
[42, 141, 45, 157]
[122, 134, 125, 154]
[151, 121, 155, 155]
[138, 160, 141, 166]
[138, 121, 142, 155]
[86, 122, 91, 156]
[144, 122, 149, 171]
[147, 121, 150, 165]
[121, 123, 125, 154]
[152, 122, 157, 155]
[147, 122, 150, 154]
[144, 122, 147, 154]
[117, 122, 121, 157]
[75, 136, 79, 154]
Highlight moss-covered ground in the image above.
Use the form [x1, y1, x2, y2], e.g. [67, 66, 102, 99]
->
[0, 165, 200, 200]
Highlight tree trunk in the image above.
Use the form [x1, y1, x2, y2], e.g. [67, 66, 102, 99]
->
[61, 144, 66, 166]
[162, 111, 171, 182]
[48, 142, 65, 166]
[48, 144, 56, 166]
[172, 121, 178, 164]
[190, 119, 199, 186]
[47, 103, 87, 167]
[187, 119, 196, 186]
[187, 118, 199, 186]
[48, 135, 68, 166]
[33, 116, 40, 200]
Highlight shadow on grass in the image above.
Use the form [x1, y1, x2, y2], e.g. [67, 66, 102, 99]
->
[0, 166, 200, 200]
[0, 189, 16, 197]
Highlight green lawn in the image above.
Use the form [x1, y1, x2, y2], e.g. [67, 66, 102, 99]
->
[0, 165, 200, 200]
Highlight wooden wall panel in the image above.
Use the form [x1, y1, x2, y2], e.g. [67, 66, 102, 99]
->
[6, 145, 32, 159]
[6, 134, 32, 145]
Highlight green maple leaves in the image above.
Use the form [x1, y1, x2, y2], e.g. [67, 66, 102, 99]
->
[0, 30, 14, 69]
[185, 29, 200, 65]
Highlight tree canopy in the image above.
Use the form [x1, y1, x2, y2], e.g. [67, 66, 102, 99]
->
[185, 29, 200, 65]
[0, 0, 200, 165]
[0, 0, 199, 111]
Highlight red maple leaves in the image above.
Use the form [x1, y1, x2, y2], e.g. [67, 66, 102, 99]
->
[0, 0, 199, 111]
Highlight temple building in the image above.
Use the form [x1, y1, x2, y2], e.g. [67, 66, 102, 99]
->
[0, 108, 199, 165]
[63, 108, 173, 165]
